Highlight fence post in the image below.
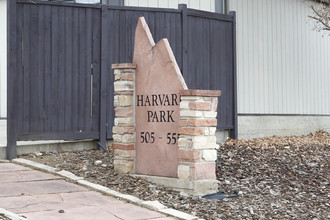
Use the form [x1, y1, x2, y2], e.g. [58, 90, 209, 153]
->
[228, 11, 238, 139]
[99, 5, 108, 150]
[179, 4, 188, 78]
[7, 0, 18, 159]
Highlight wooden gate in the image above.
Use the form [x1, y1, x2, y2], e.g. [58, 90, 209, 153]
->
[7, 0, 237, 159]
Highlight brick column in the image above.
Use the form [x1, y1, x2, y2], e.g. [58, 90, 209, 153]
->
[112, 63, 136, 174]
[178, 90, 221, 184]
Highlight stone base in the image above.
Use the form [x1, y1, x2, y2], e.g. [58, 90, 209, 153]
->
[114, 160, 134, 174]
[133, 174, 218, 195]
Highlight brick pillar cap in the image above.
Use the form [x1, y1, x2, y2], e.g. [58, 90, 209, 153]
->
[112, 63, 137, 69]
[179, 89, 221, 97]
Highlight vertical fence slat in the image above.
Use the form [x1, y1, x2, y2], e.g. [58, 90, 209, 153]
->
[225, 22, 232, 130]
[92, 8, 101, 132]
[175, 13, 182, 71]
[7, 0, 18, 159]
[71, 8, 79, 132]
[179, 4, 188, 78]
[155, 12, 165, 42]
[29, 5, 40, 132]
[106, 9, 115, 138]
[37, 5, 45, 133]
[229, 11, 238, 138]
[64, 7, 73, 132]
[196, 17, 204, 89]
[125, 10, 133, 62]
[119, 10, 126, 62]
[187, 15, 197, 88]
[203, 18, 211, 89]
[43, 5, 52, 133]
[23, 5, 31, 133]
[78, 8, 86, 131]
[58, 7, 66, 132]
[16, 5, 24, 134]
[215, 19, 227, 130]
[85, 8, 93, 132]
[99, 5, 108, 148]
[50, 6, 59, 132]
[210, 19, 222, 126]
[147, 12, 155, 40]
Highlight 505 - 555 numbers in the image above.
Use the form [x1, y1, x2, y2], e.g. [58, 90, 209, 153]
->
[140, 132, 155, 144]
[139, 132, 180, 145]
[166, 133, 180, 145]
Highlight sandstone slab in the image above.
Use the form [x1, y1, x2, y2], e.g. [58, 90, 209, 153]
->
[133, 17, 188, 177]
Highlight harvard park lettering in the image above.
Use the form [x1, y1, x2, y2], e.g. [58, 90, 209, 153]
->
[136, 94, 179, 123]
[136, 93, 180, 145]
[137, 94, 179, 107]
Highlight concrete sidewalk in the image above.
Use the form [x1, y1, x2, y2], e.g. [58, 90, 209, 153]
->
[0, 162, 174, 220]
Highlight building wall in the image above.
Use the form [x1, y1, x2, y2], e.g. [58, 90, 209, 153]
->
[125, 0, 330, 116]
[121, 0, 330, 139]
[238, 115, 330, 139]
[2, 0, 329, 139]
[0, 0, 7, 118]
[124, 0, 215, 12]
[229, 0, 330, 115]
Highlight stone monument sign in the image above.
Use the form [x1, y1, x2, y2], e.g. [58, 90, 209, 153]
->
[111, 17, 221, 195]
[133, 17, 188, 177]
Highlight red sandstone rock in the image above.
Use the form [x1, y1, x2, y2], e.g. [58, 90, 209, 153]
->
[112, 63, 137, 69]
[190, 162, 216, 180]
[117, 127, 135, 135]
[134, 17, 188, 178]
[178, 149, 200, 162]
[179, 89, 221, 97]
[179, 127, 204, 136]
[113, 144, 135, 150]
[188, 118, 217, 127]
[121, 73, 134, 81]
[189, 102, 212, 111]
[179, 119, 188, 127]
[115, 107, 133, 117]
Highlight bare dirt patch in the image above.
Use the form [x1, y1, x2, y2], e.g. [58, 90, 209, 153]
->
[20, 131, 330, 219]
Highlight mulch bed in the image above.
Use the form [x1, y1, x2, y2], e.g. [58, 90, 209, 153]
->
[20, 131, 330, 219]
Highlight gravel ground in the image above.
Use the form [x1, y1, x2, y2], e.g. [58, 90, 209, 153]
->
[21, 131, 330, 220]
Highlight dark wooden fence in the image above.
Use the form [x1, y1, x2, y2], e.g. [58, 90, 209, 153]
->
[7, 0, 237, 159]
